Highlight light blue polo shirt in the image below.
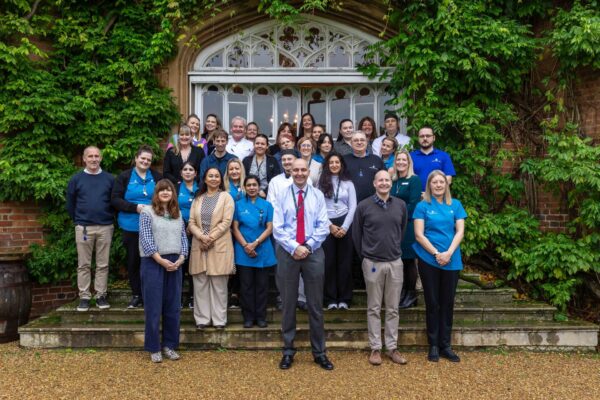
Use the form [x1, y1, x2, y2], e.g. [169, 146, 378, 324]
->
[410, 148, 456, 191]
[412, 198, 467, 270]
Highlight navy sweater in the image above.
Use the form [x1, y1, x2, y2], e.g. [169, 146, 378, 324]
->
[66, 170, 115, 225]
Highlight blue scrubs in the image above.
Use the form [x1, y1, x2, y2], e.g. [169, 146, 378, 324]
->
[117, 170, 156, 232]
[228, 180, 244, 202]
[233, 197, 277, 268]
[178, 181, 198, 224]
[382, 155, 395, 170]
[412, 198, 467, 270]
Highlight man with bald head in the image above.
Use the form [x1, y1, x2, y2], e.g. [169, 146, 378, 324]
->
[353, 170, 408, 366]
[273, 158, 333, 371]
[67, 146, 115, 312]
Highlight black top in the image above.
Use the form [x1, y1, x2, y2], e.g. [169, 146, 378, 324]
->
[343, 153, 385, 202]
[242, 154, 281, 189]
[66, 171, 115, 225]
[163, 146, 204, 185]
[352, 195, 407, 262]
[111, 168, 162, 213]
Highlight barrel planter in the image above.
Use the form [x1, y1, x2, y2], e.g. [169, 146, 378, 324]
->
[0, 254, 32, 343]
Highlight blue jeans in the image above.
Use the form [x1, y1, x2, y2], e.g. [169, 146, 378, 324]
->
[141, 254, 182, 353]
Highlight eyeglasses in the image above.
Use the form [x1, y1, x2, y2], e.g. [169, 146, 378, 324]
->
[419, 134, 434, 139]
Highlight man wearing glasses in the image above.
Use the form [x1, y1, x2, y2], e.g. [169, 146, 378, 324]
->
[410, 127, 456, 191]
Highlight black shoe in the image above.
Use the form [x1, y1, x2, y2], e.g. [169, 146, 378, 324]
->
[440, 347, 460, 362]
[214, 324, 226, 330]
[399, 290, 418, 309]
[428, 346, 440, 362]
[196, 324, 207, 330]
[77, 299, 90, 312]
[95, 295, 110, 310]
[257, 320, 268, 328]
[314, 355, 334, 370]
[296, 301, 308, 311]
[279, 355, 294, 370]
[127, 295, 143, 309]
[229, 294, 240, 309]
[243, 321, 254, 329]
[187, 297, 194, 309]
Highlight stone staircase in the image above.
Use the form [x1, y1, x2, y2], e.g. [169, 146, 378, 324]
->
[19, 277, 599, 351]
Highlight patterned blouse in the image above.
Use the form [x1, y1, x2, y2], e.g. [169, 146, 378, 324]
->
[200, 192, 221, 234]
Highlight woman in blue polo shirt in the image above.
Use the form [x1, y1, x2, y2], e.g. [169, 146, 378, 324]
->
[177, 161, 198, 309]
[413, 169, 467, 363]
[232, 175, 276, 328]
[111, 145, 162, 309]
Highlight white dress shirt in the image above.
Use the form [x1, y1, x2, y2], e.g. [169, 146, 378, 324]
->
[372, 132, 411, 156]
[267, 173, 313, 208]
[226, 137, 254, 160]
[273, 183, 330, 255]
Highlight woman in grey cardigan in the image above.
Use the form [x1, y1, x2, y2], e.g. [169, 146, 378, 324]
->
[139, 179, 188, 363]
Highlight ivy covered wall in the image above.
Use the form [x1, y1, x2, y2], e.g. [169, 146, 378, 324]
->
[1, 0, 599, 314]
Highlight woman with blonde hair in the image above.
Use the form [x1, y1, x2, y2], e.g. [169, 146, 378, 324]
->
[390, 149, 422, 308]
[163, 124, 205, 185]
[224, 158, 246, 202]
[413, 170, 467, 363]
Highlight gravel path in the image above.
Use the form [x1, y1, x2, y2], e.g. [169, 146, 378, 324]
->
[1, 341, 598, 399]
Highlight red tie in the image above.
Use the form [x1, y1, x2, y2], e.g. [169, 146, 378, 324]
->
[296, 189, 305, 244]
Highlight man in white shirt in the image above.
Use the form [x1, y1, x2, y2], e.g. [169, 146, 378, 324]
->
[273, 158, 333, 371]
[372, 113, 410, 156]
[226, 116, 254, 160]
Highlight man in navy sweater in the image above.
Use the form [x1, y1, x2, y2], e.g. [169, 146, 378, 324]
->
[66, 146, 115, 312]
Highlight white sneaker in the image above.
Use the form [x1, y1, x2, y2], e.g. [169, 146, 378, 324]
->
[327, 303, 338, 310]
[150, 352, 162, 363]
[338, 302, 349, 310]
[162, 347, 181, 361]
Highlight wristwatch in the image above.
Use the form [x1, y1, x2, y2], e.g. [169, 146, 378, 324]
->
[433, 250, 440, 256]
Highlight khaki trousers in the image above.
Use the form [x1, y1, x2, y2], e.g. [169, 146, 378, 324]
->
[361, 257, 404, 351]
[75, 224, 113, 299]
[192, 273, 229, 326]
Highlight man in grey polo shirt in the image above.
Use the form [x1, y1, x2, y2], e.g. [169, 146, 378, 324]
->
[352, 170, 408, 366]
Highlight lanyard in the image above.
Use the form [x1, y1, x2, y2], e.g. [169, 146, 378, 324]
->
[254, 156, 265, 176]
[291, 185, 307, 213]
[333, 179, 342, 204]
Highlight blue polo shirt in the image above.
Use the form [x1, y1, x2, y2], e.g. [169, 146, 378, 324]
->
[178, 181, 198, 223]
[410, 148, 456, 191]
[412, 198, 467, 270]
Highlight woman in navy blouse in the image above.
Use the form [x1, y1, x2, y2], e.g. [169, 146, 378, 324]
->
[413, 170, 467, 363]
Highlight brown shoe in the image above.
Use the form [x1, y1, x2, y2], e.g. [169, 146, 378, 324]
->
[368, 350, 382, 366]
[386, 350, 408, 365]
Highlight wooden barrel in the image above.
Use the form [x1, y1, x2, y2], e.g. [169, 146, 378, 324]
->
[0, 254, 32, 343]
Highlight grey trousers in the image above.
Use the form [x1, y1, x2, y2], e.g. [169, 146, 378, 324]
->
[362, 257, 404, 351]
[192, 273, 229, 326]
[276, 246, 326, 357]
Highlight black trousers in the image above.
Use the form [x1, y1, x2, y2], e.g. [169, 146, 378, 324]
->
[322, 215, 354, 305]
[401, 258, 418, 292]
[238, 265, 272, 322]
[181, 235, 193, 298]
[122, 230, 142, 297]
[418, 258, 459, 348]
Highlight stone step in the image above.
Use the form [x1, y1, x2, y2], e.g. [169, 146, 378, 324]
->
[57, 300, 557, 324]
[107, 286, 517, 305]
[19, 314, 599, 351]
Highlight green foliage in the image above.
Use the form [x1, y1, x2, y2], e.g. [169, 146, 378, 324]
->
[360, 0, 600, 309]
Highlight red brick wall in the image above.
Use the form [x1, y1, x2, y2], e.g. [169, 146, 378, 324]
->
[29, 280, 77, 319]
[0, 201, 45, 255]
[575, 68, 600, 141]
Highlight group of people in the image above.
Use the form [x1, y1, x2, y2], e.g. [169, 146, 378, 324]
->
[66, 110, 465, 368]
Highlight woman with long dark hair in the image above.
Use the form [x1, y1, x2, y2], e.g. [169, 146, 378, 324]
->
[188, 167, 235, 329]
[177, 161, 199, 309]
[413, 170, 467, 363]
[313, 133, 334, 164]
[317, 153, 357, 309]
[112, 145, 162, 309]
[139, 179, 188, 362]
[232, 175, 277, 328]
[202, 113, 222, 155]
[298, 112, 316, 139]
[358, 116, 378, 143]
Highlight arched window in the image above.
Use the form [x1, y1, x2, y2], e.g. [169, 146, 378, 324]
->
[190, 16, 404, 138]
